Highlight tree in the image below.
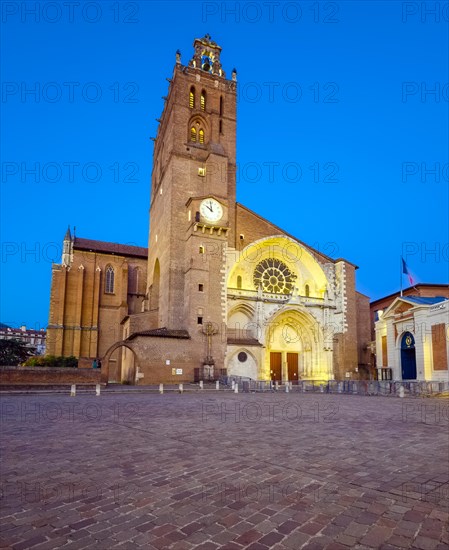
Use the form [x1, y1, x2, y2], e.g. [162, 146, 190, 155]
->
[0, 339, 35, 366]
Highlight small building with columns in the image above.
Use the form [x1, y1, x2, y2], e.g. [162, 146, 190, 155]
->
[375, 296, 448, 381]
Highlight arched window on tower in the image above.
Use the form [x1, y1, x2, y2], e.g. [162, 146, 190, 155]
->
[305, 284, 310, 297]
[219, 96, 223, 116]
[237, 275, 242, 289]
[190, 127, 197, 142]
[199, 129, 205, 144]
[200, 90, 206, 111]
[105, 265, 115, 294]
[189, 87, 195, 109]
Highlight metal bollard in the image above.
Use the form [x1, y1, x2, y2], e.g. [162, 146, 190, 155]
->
[179, 383, 183, 393]
[159, 383, 164, 394]
[95, 384, 100, 396]
[199, 380, 203, 390]
[216, 380, 219, 390]
[70, 384, 76, 397]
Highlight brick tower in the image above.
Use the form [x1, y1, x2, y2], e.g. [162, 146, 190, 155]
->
[145, 34, 237, 376]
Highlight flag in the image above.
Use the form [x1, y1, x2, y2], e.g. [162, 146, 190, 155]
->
[402, 258, 415, 286]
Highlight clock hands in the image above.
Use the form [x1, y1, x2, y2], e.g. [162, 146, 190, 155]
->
[200, 199, 222, 221]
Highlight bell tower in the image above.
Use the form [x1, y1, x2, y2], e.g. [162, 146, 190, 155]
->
[146, 35, 237, 372]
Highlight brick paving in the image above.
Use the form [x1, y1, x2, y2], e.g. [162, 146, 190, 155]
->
[0, 392, 448, 549]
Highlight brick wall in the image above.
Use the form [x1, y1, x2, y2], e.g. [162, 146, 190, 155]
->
[235, 204, 332, 264]
[356, 291, 371, 366]
[47, 249, 147, 366]
[0, 367, 101, 385]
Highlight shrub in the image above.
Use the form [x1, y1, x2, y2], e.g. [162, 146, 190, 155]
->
[22, 355, 78, 368]
[61, 356, 78, 368]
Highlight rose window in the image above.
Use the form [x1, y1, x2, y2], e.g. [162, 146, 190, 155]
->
[253, 259, 296, 294]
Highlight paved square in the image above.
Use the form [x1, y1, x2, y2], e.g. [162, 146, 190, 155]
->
[1, 391, 448, 549]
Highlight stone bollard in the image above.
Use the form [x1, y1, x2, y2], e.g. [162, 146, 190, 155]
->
[159, 383, 164, 394]
[289, 382, 293, 390]
[231, 380, 235, 390]
[320, 384, 324, 393]
[179, 383, 183, 393]
[95, 384, 100, 396]
[216, 380, 219, 390]
[234, 383, 239, 394]
[275, 381, 279, 391]
[399, 385, 404, 398]
[70, 384, 76, 397]
[199, 380, 203, 390]
[285, 383, 289, 393]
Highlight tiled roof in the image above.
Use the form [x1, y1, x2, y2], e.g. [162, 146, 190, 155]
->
[227, 337, 262, 346]
[74, 238, 148, 259]
[370, 284, 449, 305]
[402, 296, 448, 306]
[127, 328, 190, 340]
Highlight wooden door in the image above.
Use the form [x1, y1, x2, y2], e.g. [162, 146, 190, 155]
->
[287, 353, 299, 384]
[270, 352, 282, 381]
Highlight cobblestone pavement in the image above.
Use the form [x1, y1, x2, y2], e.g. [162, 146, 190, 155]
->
[1, 392, 448, 549]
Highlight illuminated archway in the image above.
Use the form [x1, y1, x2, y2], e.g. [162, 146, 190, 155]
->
[227, 236, 328, 298]
[263, 308, 332, 381]
[227, 303, 258, 340]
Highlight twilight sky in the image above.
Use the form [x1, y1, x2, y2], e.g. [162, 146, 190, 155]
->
[1, 0, 448, 329]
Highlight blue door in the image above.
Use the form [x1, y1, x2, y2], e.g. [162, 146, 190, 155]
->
[401, 332, 417, 380]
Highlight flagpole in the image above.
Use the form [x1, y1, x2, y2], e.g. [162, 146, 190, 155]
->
[400, 256, 403, 297]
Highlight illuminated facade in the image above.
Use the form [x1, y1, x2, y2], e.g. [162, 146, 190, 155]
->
[48, 36, 370, 383]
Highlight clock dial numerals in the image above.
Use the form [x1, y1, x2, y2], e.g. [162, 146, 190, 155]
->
[200, 198, 223, 222]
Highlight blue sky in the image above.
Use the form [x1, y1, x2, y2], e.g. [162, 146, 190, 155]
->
[1, 0, 448, 329]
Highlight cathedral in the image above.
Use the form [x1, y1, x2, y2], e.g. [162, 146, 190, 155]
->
[47, 35, 371, 384]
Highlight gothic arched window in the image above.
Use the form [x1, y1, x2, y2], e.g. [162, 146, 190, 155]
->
[237, 275, 242, 289]
[189, 87, 195, 109]
[305, 284, 310, 297]
[189, 119, 206, 145]
[105, 265, 115, 294]
[200, 90, 206, 111]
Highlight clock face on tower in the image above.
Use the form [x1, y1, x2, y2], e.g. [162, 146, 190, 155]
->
[199, 198, 223, 223]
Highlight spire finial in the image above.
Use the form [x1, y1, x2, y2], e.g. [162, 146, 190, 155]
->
[64, 225, 71, 241]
